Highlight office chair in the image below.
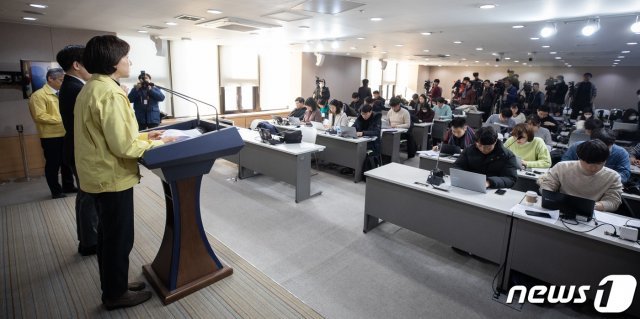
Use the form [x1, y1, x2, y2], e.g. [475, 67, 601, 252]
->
[466, 112, 484, 130]
[430, 120, 449, 147]
[299, 126, 320, 174]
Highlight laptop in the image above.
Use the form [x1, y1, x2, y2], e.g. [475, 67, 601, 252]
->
[449, 168, 487, 193]
[258, 128, 283, 145]
[288, 116, 301, 126]
[541, 189, 595, 221]
[340, 126, 357, 138]
[308, 121, 325, 131]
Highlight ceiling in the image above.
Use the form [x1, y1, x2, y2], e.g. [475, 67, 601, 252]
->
[2, 0, 640, 67]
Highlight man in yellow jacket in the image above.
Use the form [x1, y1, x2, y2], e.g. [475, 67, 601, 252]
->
[28, 68, 76, 198]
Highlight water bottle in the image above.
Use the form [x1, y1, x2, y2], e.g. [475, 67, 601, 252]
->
[336, 126, 342, 136]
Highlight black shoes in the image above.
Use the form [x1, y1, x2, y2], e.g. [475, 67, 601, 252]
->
[103, 290, 152, 311]
[52, 193, 67, 199]
[78, 245, 97, 256]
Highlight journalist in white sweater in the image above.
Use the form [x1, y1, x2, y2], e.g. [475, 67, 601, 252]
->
[538, 140, 623, 212]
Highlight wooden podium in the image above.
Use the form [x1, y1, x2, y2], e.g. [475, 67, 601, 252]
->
[139, 120, 244, 304]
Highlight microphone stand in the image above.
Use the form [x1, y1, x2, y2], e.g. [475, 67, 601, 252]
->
[427, 143, 445, 186]
[152, 83, 220, 131]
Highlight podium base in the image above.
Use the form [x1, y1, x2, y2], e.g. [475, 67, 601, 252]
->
[143, 264, 233, 305]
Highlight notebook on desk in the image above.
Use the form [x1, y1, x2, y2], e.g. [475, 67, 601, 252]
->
[449, 168, 487, 193]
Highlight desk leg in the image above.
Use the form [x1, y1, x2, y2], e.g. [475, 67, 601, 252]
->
[295, 154, 322, 203]
[238, 166, 259, 179]
[363, 213, 381, 233]
[391, 133, 401, 163]
[353, 144, 367, 183]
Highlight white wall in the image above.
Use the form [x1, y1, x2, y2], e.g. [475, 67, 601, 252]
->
[260, 48, 302, 110]
[118, 34, 171, 115]
[426, 65, 640, 109]
[169, 40, 219, 117]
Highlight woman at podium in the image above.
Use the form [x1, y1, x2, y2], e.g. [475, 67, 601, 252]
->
[74, 35, 175, 310]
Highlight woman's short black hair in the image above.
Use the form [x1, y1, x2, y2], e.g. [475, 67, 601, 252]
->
[450, 117, 467, 128]
[474, 126, 498, 145]
[83, 35, 130, 75]
[500, 108, 513, 118]
[56, 45, 85, 72]
[577, 139, 609, 164]
[304, 97, 318, 111]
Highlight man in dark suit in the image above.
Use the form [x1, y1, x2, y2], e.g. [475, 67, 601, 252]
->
[358, 78, 372, 101]
[56, 45, 97, 256]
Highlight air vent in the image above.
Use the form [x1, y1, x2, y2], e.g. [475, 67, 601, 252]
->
[175, 14, 205, 22]
[414, 54, 450, 58]
[22, 10, 45, 15]
[143, 25, 167, 30]
[263, 11, 310, 22]
[292, 0, 365, 14]
[197, 17, 281, 32]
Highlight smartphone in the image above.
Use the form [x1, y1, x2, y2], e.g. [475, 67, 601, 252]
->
[495, 189, 506, 195]
[525, 210, 552, 218]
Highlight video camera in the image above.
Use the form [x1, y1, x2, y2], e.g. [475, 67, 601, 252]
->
[315, 76, 325, 86]
[522, 81, 532, 94]
[568, 81, 575, 97]
[139, 70, 154, 89]
[493, 79, 505, 96]
[424, 80, 432, 91]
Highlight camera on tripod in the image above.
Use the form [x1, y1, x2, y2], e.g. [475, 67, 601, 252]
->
[424, 80, 432, 91]
[493, 80, 505, 96]
[315, 76, 325, 86]
[567, 81, 575, 96]
[522, 81, 532, 94]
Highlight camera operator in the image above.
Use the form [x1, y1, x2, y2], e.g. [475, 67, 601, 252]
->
[502, 79, 518, 107]
[472, 72, 483, 104]
[570, 72, 597, 119]
[358, 78, 372, 101]
[128, 72, 165, 130]
[525, 82, 545, 114]
[313, 77, 330, 102]
[459, 77, 477, 105]
[548, 75, 568, 116]
[478, 80, 494, 121]
[429, 79, 442, 100]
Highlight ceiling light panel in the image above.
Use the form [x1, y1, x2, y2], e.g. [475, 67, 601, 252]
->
[292, 0, 365, 14]
[263, 10, 311, 22]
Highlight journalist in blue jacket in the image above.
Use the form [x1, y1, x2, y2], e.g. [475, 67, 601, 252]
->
[128, 72, 165, 130]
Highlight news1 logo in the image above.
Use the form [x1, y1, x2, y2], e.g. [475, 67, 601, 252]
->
[507, 275, 637, 313]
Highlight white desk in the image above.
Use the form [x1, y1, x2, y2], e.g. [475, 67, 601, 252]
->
[315, 132, 374, 183]
[224, 128, 325, 202]
[504, 204, 640, 317]
[364, 163, 523, 264]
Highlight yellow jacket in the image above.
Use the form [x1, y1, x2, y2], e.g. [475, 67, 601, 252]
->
[74, 74, 163, 193]
[28, 84, 65, 138]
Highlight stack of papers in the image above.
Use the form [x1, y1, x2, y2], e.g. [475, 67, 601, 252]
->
[417, 150, 439, 157]
[160, 129, 202, 141]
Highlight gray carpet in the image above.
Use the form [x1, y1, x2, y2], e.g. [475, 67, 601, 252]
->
[0, 186, 324, 318]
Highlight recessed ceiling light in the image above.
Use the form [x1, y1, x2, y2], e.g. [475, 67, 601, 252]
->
[206, 9, 222, 14]
[165, 22, 178, 26]
[461, 58, 467, 61]
[421, 32, 432, 36]
[541, 45, 550, 48]
[453, 41, 462, 44]
[346, 53, 350, 55]
[357, 37, 365, 40]
[444, 54, 451, 57]
[475, 47, 483, 51]
[530, 37, 540, 40]
[479, 4, 496, 9]
[614, 59, 620, 62]
[381, 51, 387, 54]
[423, 49, 430, 52]
[512, 25, 524, 29]
[618, 55, 625, 58]
[514, 60, 519, 63]
[370, 17, 383, 21]
[298, 26, 310, 29]
[350, 46, 356, 50]
[395, 44, 404, 47]
[555, 57, 562, 59]
[438, 65, 443, 67]
[549, 51, 557, 54]
[613, 62, 619, 65]
[627, 42, 638, 45]
[523, 62, 527, 65]
[29, 3, 47, 9]
[505, 57, 511, 60]
[137, 30, 148, 33]
[540, 22, 557, 38]
[486, 63, 490, 65]
[475, 61, 479, 63]
[331, 41, 339, 49]
[424, 58, 430, 61]
[621, 50, 631, 53]
[22, 17, 37, 21]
